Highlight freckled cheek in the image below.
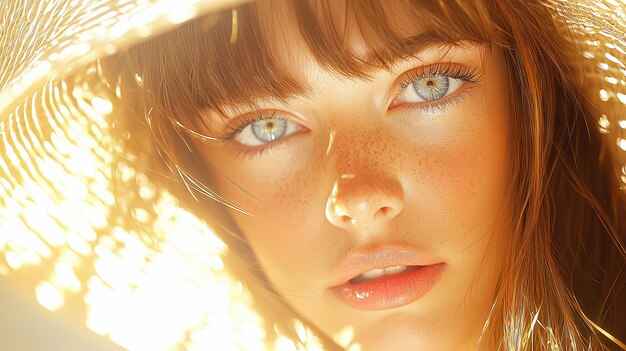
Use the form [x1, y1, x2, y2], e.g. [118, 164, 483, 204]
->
[205, 143, 312, 203]
[218, 158, 333, 285]
[405, 108, 509, 240]
[244, 151, 324, 214]
[204, 142, 329, 248]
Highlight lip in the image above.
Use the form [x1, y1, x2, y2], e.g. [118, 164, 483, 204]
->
[328, 246, 445, 311]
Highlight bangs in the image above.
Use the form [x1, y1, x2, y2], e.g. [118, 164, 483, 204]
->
[123, 0, 506, 125]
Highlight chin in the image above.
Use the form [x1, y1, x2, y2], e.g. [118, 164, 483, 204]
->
[338, 315, 475, 351]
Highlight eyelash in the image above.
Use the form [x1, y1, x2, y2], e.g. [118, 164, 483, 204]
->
[225, 110, 296, 159]
[396, 62, 482, 114]
[224, 63, 482, 158]
[226, 110, 278, 136]
[233, 138, 282, 159]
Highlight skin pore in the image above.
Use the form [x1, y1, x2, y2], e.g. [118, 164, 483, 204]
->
[195, 1, 512, 350]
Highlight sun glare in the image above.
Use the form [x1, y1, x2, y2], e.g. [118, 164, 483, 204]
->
[1, 1, 625, 350]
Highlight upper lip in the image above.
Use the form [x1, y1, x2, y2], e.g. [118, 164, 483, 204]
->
[328, 244, 442, 287]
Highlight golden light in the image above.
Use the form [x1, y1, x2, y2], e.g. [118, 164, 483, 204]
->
[0, 58, 285, 350]
[1, 0, 625, 350]
[335, 325, 355, 348]
[35, 281, 65, 311]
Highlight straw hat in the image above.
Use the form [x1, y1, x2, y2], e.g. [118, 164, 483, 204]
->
[0, 0, 624, 350]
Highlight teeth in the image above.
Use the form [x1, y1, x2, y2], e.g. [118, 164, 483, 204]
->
[360, 268, 385, 280]
[358, 265, 407, 281]
[384, 265, 407, 275]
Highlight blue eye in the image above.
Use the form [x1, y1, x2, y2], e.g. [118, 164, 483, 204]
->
[402, 73, 463, 103]
[412, 75, 452, 101]
[391, 64, 481, 113]
[252, 118, 287, 142]
[233, 115, 301, 147]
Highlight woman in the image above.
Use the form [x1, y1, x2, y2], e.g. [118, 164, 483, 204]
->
[110, 0, 626, 349]
[1, 0, 625, 350]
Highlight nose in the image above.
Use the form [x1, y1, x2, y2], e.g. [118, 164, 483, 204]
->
[325, 173, 404, 230]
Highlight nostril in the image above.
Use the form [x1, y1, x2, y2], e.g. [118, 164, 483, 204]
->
[375, 206, 392, 219]
[340, 215, 353, 224]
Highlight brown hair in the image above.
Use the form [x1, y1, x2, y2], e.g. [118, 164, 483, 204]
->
[109, 0, 626, 349]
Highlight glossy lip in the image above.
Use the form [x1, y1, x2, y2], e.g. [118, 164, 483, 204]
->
[328, 246, 445, 311]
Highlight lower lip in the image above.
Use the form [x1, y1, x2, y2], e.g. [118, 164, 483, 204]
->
[329, 263, 446, 311]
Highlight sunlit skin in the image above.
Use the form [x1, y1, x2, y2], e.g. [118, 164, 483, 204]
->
[197, 1, 511, 350]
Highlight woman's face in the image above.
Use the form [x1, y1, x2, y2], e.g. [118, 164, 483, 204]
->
[198, 2, 511, 350]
